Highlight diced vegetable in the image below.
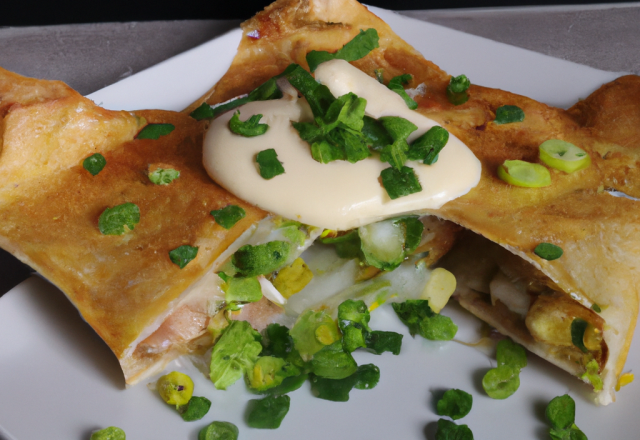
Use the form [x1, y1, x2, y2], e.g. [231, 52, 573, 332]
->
[436, 389, 473, 420]
[198, 421, 239, 440]
[209, 321, 262, 390]
[157, 371, 194, 407]
[247, 395, 291, 429]
[497, 160, 551, 187]
[539, 139, 591, 173]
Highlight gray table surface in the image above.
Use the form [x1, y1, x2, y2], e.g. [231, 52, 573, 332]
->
[0, 2, 639, 294]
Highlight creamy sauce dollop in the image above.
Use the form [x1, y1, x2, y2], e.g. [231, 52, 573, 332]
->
[203, 59, 481, 230]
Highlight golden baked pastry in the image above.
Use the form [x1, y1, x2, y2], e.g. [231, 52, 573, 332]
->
[0, 67, 266, 385]
[192, 0, 640, 404]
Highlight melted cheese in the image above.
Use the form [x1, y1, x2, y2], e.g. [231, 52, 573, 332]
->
[203, 59, 481, 230]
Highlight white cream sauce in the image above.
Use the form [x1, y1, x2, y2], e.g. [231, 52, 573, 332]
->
[203, 59, 481, 230]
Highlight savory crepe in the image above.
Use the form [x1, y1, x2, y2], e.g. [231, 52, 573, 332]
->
[0, 67, 268, 385]
[190, 0, 640, 405]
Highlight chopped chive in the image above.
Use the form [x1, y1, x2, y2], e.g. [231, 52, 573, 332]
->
[256, 148, 285, 179]
[494, 105, 525, 124]
[380, 166, 422, 200]
[169, 245, 198, 269]
[137, 123, 175, 140]
[210, 205, 246, 229]
[98, 203, 140, 235]
[83, 153, 107, 176]
[229, 111, 269, 137]
[534, 242, 563, 260]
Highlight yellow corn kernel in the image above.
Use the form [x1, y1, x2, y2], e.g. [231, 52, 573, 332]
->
[616, 372, 634, 391]
[273, 258, 314, 299]
[420, 268, 457, 313]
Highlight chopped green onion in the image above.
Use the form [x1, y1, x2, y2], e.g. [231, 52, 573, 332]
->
[189, 102, 215, 120]
[311, 341, 358, 380]
[436, 389, 473, 420]
[229, 111, 269, 137]
[306, 28, 379, 72]
[198, 421, 239, 440]
[256, 148, 285, 179]
[435, 419, 474, 440]
[83, 153, 106, 176]
[545, 394, 588, 440]
[497, 159, 551, 187]
[407, 126, 449, 165]
[494, 105, 525, 124]
[137, 123, 175, 140]
[380, 166, 422, 200]
[148, 168, 180, 185]
[179, 396, 211, 421]
[365, 330, 403, 355]
[90, 427, 126, 440]
[232, 241, 290, 277]
[209, 321, 262, 390]
[224, 276, 262, 307]
[496, 338, 527, 371]
[446, 75, 470, 105]
[98, 203, 140, 235]
[539, 139, 591, 173]
[247, 395, 291, 429]
[387, 74, 418, 109]
[482, 364, 520, 399]
[534, 242, 563, 260]
[353, 364, 380, 390]
[169, 245, 198, 269]
[210, 205, 246, 229]
[591, 303, 602, 313]
[580, 359, 603, 391]
[392, 299, 458, 341]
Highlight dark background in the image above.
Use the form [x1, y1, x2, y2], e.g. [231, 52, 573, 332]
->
[1, 0, 636, 26]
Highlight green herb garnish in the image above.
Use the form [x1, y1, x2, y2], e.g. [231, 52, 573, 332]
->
[83, 153, 106, 176]
[591, 303, 602, 313]
[319, 230, 362, 259]
[198, 421, 239, 440]
[482, 338, 527, 399]
[310, 364, 380, 402]
[571, 318, 590, 353]
[482, 364, 520, 400]
[534, 242, 564, 260]
[232, 241, 290, 277]
[209, 321, 262, 390]
[546, 394, 588, 440]
[496, 338, 528, 370]
[338, 299, 372, 353]
[387, 74, 418, 109]
[137, 123, 175, 139]
[210, 205, 246, 229]
[148, 168, 180, 185]
[494, 105, 525, 124]
[246, 356, 300, 392]
[446, 74, 470, 106]
[407, 126, 449, 165]
[256, 148, 285, 179]
[435, 418, 474, 440]
[378, 116, 417, 169]
[209, 77, 283, 119]
[98, 203, 140, 235]
[437, 389, 473, 420]
[392, 299, 458, 341]
[380, 166, 423, 200]
[90, 427, 126, 440]
[290, 310, 340, 360]
[229, 111, 269, 137]
[189, 102, 215, 120]
[364, 331, 403, 355]
[178, 396, 211, 421]
[306, 28, 379, 72]
[169, 245, 198, 269]
[310, 341, 358, 380]
[223, 276, 262, 308]
[247, 395, 291, 429]
[362, 115, 393, 151]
